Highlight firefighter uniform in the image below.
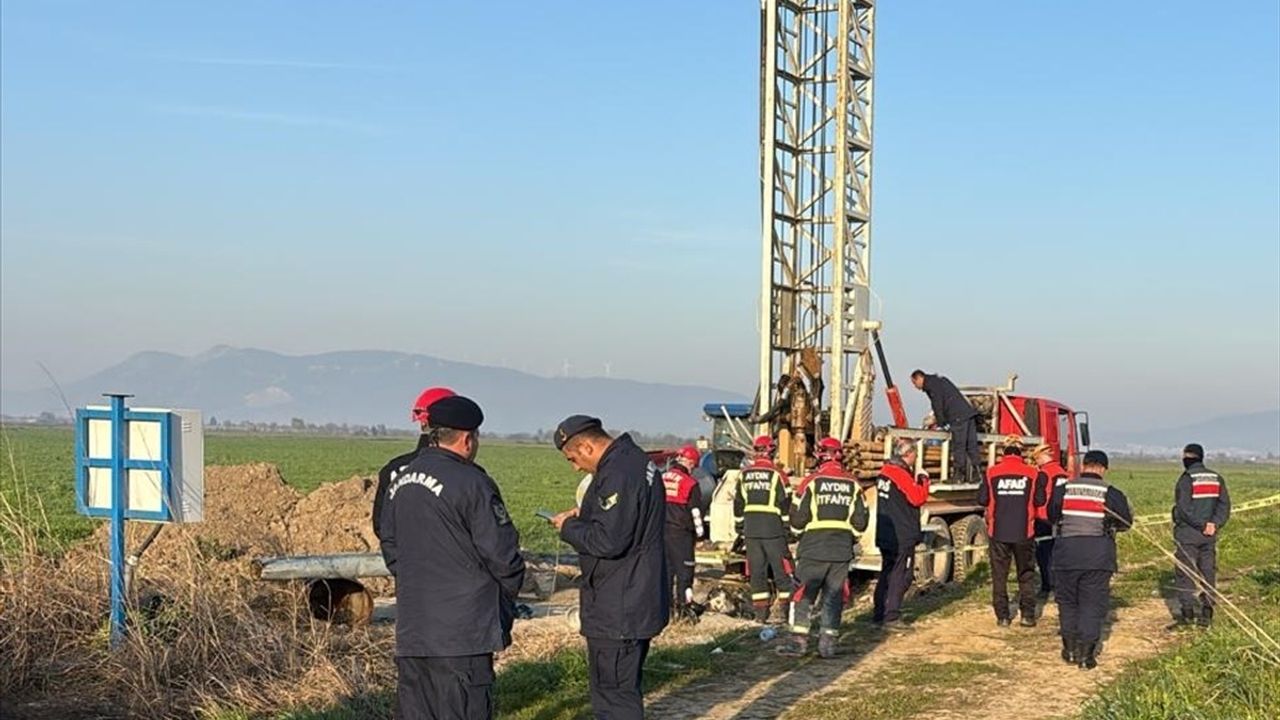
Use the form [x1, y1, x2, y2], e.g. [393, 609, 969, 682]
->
[555, 417, 669, 720]
[1172, 450, 1231, 626]
[784, 458, 869, 655]
[734, 455, 795, 623]
[874, 458, 930, 625]
[978, 449, 1045, 625]
[378, 397, 526, 720]
[917, 373, 982, 482]
[662, 461, 704, 617]
[1048, 459, 1132, 669]
[1033, 456, 1070, 594]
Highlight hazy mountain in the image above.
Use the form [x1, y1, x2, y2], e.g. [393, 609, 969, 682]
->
[1106, 409, 1280, 457]
[0, 346, 751, 436]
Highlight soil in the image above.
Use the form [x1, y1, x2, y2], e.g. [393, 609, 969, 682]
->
[644, 595, 1178, 720]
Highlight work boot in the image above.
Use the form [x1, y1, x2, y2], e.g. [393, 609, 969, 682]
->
[1061, 636, 1077, 664]
[1166, 606, 1196, 631]
[752, 602, 770, 624]
[1198, 605, 1214, 628]
[881, 619, 908, 634]
[1020, 614, 1037, 628]
[776, 635, 808, 657]
[1078, 642, 1098, 670]
[817, 633, 839, 659]
[997, 617, 1012, 628]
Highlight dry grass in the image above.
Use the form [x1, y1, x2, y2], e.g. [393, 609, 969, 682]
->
[0, 454, 398, 720]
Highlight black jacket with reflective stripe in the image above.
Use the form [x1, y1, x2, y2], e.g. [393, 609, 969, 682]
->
[1172, 463, 1231, 545]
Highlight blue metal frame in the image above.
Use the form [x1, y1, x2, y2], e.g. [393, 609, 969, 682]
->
[75, 407, 174, 522]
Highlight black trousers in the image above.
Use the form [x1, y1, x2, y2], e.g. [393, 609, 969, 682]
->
[1055, 568, 1111, 644]
[873, 546, 914, 622]
[586, 637, 651, 720]
[1034, 521, 1055, 592]
[396, 654, 494, 720]
[1174, 540, 1218, 610]
[665, 529, 696, 605]
[790, 558, 848, 634]
[989, 539, 1037, 620]
[745, 536, 794, 604]
[949, 417, 983, 482]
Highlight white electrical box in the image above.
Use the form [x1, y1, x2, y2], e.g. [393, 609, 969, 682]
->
[76, 406, 204, 523]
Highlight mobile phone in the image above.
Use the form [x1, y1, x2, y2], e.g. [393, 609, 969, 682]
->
[535, 509, 557, 521]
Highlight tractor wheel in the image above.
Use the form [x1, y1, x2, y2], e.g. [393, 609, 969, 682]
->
[914, 517, 954, 586]
[950, 514, 989, 583]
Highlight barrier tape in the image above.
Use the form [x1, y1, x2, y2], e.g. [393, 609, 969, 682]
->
[696, 493, 1280, 563]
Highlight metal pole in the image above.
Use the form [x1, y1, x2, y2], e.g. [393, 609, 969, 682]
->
[106, 393, 131, 649]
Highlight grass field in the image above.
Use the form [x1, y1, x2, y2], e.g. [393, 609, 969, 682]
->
[3, 424, 1278, 719]
[0, 426, 584, 555]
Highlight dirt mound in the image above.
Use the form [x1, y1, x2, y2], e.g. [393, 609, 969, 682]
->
[286, 475, 380, 554]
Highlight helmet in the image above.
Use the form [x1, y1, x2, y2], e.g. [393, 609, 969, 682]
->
[753, 435, 777, 454]
[1002, 434, 1023, 449]
[411, 386, 457, 424]
[816, 437, 843, 459]
[677, 446, 700, 465]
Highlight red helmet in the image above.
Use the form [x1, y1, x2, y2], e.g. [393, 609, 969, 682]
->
[753, 435, 777, 454]
[677, 446, 700, 465]
[411, 386, 456, 424]
[816, 437, 843, 459]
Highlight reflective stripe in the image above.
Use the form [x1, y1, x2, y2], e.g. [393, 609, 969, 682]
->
[803, 478, 856, 533]
[808, 520, 854, 531]
[751, 592, 772, 601]
[743, 471, 783, 515]
[745, 506, 782, 515]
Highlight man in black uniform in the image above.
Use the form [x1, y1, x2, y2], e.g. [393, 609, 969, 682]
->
[873, 440, 930, 631]
[549, 415, 668, 720]
[1048, 450, 1132, 670]
[373, 386, 455, 541]
[910, 370, 982, 482]
[1171, 443, 1231, 628]
[379, 395, 527, 719]
[733, 435, 795, 623]
[779, 437, 868, 658]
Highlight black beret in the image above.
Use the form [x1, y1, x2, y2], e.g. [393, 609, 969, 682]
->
[554, 414, 603, 450]
[429, 395, 484, 431]
[1083, 450, 1109, 469]
[1183, 443, 1205, 459]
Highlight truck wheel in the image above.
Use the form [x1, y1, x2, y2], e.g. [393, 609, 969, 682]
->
[950, 514, 988, 583]
[914, 517, 953, 585]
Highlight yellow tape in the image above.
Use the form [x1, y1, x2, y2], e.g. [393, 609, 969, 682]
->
[1130, 492, 1280, 528]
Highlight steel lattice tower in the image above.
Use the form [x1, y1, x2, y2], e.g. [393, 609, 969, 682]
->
[759, 0, 876, 444]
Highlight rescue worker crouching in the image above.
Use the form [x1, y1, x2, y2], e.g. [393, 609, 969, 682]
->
[733, 435, 796, 624]
[1170, 443, 1231, 628]
[978, 435, 1045, 627]
[1031, 443, 1069, 597]
[663, 445, 705, 624]
[1048, 450, 1132, 670]
[378, 395, 526, 720]
[873, 439, 930, 631]
[778, 437, 869, 658]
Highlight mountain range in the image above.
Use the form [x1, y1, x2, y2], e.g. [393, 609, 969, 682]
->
[0, 346, 751, 436]
[3, 347, 1277, 455]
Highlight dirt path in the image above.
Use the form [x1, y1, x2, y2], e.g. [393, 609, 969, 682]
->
[645, 596, 1178, 720]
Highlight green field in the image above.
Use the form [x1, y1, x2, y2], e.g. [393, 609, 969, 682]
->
[4, 425, 1279, 719]
[0, 426, 584, 555]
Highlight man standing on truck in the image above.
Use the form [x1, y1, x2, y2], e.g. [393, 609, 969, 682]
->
[873, 439, 930, 630]
[379, 395, 526, 719]
[910, 370, 982, 482]
[734, 435, 796, 623]
[373, 386, 456, 542]
[778, 437, 868, 658]
[978, 436, 1044, 627]
[1048, 450, 1132, 670]
[1170, 443, 1231, 628]
[1032, 443, 1070, 597]
[549, 415, 668, 720]
[662, 446, 705, 623]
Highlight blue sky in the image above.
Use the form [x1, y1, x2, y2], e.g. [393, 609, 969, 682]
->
[2, 0, 1277, 431]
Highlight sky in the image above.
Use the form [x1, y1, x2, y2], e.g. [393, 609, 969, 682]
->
[2, 0, 1278, 433]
